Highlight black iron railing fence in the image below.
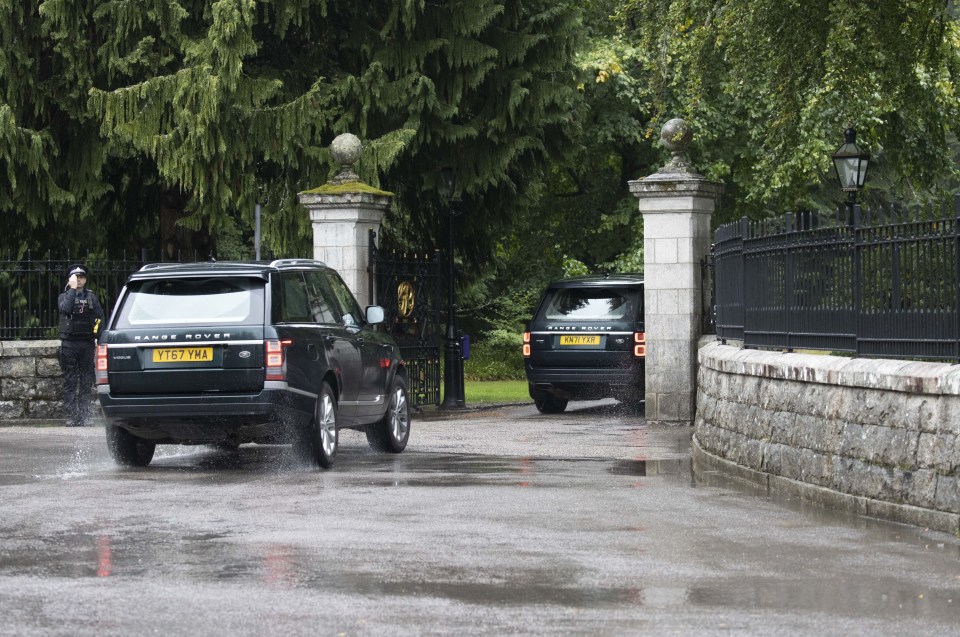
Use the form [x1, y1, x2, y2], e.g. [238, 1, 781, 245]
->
[700, 255, 716, 336]
[0, 251, 202, 340]
[712, 195, 960, 362]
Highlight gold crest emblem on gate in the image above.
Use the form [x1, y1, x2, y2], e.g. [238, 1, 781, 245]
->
[397, 281, 415, 318]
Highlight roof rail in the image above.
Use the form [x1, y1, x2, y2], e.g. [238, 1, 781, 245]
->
[269, 258, 326, 268]
[137, 262, 268, 272]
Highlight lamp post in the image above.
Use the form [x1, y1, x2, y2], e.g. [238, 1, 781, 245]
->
[440, 167, 466, 409]
[832, 127, 871, 217]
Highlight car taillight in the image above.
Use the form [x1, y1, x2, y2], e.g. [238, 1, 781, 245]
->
[96, 345, 109, 384]
[634, 332, 646, 357]
[265, 339, 291, 381]
[522, 332, 531, 358]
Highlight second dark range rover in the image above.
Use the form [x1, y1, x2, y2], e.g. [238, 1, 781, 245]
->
[96, 259, 408, 469]
[523, 275, 645, 414]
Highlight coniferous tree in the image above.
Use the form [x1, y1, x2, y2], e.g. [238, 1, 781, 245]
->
[1, 0, 582, 267]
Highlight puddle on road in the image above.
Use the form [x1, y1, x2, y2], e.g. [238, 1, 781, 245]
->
[39, 436, 941, 544]
[328, 453, 694, 489]
[606, 458, 692, 477]
[17, 433, 959, 559]
[4, 436, 959, 629]
[9, 522, 955, 626]
[28, 433, 696, 490]
[376, 578, 960, 620]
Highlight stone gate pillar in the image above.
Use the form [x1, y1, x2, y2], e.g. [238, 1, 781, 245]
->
[629, 119, 724, 425]
[297, 133, 393, 309]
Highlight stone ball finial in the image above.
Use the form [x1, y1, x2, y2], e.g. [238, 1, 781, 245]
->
[659, 118, 695, 174]
[330, 133, 363, 184]
[661, 118, 692, 152]
[331, 133, 362, 165]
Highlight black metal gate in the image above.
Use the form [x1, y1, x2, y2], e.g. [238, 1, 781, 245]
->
[368, 230, 442, 406]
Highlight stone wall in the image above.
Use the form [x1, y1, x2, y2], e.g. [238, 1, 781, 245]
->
[0, 340, 66, 423]
[694, 340, 960, 534]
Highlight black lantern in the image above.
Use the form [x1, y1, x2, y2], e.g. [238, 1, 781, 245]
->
[440, 167, 465, 409]
[832, 127, 870, 199]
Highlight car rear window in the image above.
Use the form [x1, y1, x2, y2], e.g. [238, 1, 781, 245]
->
[114, 277, 265, 327]
[539, 287, 640, 321]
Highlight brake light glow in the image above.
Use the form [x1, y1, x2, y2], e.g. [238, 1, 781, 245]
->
[96, 345, 109, 384]
[265, 339, 291, 381]
[522, 332, 531, 358]
[634, 332, 646, 358]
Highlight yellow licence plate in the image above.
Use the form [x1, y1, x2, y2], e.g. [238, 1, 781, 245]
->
[152, 347, 213, 363]
[559, 335, 601, 346]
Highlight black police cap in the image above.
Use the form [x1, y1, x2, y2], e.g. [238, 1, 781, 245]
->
[67, 264, 89, 277]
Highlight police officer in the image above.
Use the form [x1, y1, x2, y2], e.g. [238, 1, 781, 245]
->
[58, 264, 105, 427]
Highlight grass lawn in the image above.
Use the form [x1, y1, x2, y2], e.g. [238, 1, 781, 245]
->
[463, 379, 530, 405]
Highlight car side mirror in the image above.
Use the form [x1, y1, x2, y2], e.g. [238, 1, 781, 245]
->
[366, 305, 385, 325]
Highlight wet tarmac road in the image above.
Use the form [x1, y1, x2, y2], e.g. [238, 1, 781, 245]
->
[1, 400, 959, 636]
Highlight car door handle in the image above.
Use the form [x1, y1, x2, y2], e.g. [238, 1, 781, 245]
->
[323, 334, 336, 345]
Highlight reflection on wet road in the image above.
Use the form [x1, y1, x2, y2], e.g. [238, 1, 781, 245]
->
[1, 403, 958, 636]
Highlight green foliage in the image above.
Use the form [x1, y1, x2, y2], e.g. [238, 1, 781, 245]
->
[562, 257, 590, 277]
[464, 328, 526, 381]
[2, 1, 582, 268]
[455, 2, 653, 341]
[614, 0, 960, 220]
[7, 0, 960, 359]
[457, 261, 546, 348]
[212, 216, 254, 261]
[603, 235, 644, 273]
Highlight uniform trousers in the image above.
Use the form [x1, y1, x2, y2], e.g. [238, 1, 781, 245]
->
[60, 338, 96, 426]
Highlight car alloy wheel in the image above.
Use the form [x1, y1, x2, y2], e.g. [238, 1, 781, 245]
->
[304, 382, 338, 469]
[366, 375, 410, 453]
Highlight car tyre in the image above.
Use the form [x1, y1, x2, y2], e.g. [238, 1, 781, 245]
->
[366, 375, 410, 453]
[534, 394, 568, 414]
[300, 382, 338, 469]
[105, 424, 156, 467]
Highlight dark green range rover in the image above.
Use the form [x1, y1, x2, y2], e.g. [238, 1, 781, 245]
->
[523, 275, 645, 414]
[97, 260, 409, 469]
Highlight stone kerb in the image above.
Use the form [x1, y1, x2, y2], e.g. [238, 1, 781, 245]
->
[694, 340, 960, 534]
